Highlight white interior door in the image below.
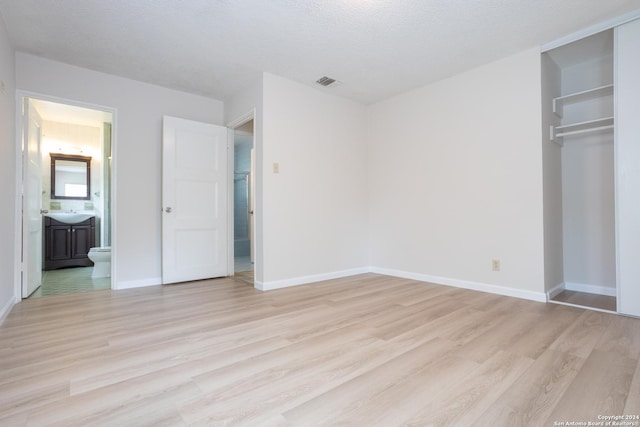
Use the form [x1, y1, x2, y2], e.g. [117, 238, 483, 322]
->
[162, 116, 228, 284]
[23, 99, 43, 298]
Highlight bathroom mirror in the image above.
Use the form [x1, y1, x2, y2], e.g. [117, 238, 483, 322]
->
[50, 153, 92, 200]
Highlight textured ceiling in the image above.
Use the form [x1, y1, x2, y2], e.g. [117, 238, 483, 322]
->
[1, 0, 639, 104]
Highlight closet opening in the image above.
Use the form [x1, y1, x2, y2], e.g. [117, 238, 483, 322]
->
[542, 29, 616, 313]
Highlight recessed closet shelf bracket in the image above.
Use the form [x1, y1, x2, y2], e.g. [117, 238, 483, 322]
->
[552, 84, 614, 118]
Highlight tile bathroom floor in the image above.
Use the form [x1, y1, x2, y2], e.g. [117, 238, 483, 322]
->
[234, 255, 254, 285]
[234, 255, 253, 272]
[30, 258, 252, 299]
[29, 267, 111, 298]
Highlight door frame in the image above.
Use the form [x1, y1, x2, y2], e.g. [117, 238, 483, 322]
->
[226, 109, 257, 282]
[14, 90, 118, 301]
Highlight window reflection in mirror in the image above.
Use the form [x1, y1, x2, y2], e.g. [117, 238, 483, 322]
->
[50, 153, 91, 200]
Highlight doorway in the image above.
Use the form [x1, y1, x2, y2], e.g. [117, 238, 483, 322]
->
[18, 95, 115, 298]
[232, 119, 255, 284]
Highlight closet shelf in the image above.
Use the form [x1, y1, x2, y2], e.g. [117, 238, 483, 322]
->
[552, 84, 614, 118]
[550, 117, 614, 145]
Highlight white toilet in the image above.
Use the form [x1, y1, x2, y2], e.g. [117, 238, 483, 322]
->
[88, 247, 111, 278]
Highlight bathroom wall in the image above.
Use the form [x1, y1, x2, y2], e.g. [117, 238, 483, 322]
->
[41, 121, 102, 209]
[40, 120, 104, 243]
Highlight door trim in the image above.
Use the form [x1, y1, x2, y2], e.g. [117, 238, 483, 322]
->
[14, 90, 118, 300]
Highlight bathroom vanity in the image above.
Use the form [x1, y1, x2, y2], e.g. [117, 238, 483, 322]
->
[43, 214, 95, 270]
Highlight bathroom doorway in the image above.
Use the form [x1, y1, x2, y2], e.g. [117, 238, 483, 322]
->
[232, 119, 254, 284]
[18, 95, 115, 298]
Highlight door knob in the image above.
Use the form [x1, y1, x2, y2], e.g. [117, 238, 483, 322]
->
[165, 207, 172, 213]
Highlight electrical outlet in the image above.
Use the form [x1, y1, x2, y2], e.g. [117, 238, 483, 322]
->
[273, 162, 280, 173]
[492, 259, 501, 272]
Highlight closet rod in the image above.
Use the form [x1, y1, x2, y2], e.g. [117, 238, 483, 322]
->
[554, 124, 614, 140]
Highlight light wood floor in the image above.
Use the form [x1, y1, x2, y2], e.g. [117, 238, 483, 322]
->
[1, 274, 639, 426]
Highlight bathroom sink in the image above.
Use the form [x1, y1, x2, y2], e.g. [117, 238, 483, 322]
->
[45, 213, 94, 224]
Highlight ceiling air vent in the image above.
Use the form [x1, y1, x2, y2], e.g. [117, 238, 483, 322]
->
[316, 76, 338, 87]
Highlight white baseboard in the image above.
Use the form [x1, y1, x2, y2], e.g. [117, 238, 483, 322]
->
[114, 277, 162, 290]
[257, 267, 370, 291]
[0, 295, 16, 325]
[547, 282, 565, 300]
[370, 267, 548, 303]
[564, 281, 616, 297]
[89, 266, 553, 306]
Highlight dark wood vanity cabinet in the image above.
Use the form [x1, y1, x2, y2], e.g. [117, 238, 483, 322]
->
[44, 217, 95, 270]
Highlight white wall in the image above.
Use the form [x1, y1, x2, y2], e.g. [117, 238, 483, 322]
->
[6, 47, 551, 303]
[16, 53, 224, 288]
[260, 73, 369, 288]
[0, 15, 15, 320]
[367, 48, 546, 299]
[541, 53, 564, 293]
